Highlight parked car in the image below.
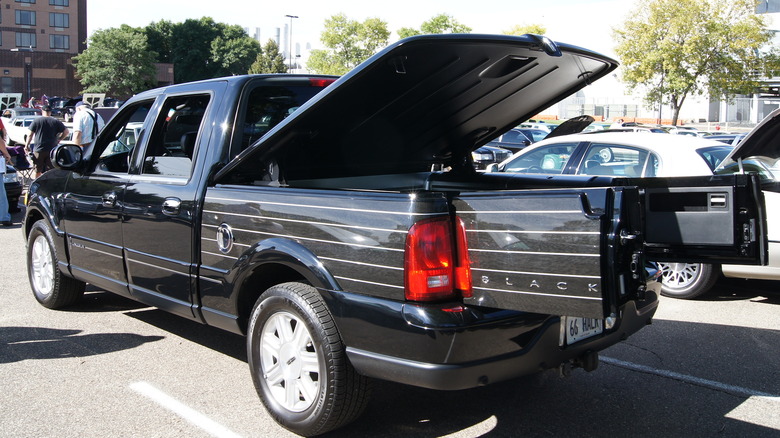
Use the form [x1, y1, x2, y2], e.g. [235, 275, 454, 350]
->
[485, 128, 531, 152]
[515, 127, 549, 143]
[487, 132, 732, 177]
[671, 108, 780, 298]
[6, 115, 40, 145]
[707, 133, 747, 146]
[1, 107, 40, 127]
[471, 144, 513, 170]
[3, 163, 21, 212]
[486, 132, 736, 298]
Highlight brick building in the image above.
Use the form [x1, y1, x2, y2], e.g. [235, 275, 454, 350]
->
[0, 0, 172, 102]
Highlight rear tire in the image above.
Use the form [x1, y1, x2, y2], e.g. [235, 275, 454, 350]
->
[27, 220, 86, 308]
[659, 262, 719, 299]
[247, 282, 371, 436]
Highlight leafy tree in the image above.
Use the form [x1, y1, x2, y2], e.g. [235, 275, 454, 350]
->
[73, 25, 157, 97]
[613, 0, 780, 125]
[145, 17, 261, 83]
[249, 39, 287, 74]
[397, 14, 472, 39]
[307, 14, 390, 75]
[210, 24, 262, 77]
[502, 24, 547, 36]
[145, 20, 174, 63]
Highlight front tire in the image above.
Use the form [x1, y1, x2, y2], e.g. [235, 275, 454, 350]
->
[658, 262, 719, 299]
[27, 220, 86, 308]
[247, 282, 371, 436]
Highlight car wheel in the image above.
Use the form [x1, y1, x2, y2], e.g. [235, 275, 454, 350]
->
[247, 282, 371, 436]
[27, 220, 86, 308]
[658, 262, 719, 299]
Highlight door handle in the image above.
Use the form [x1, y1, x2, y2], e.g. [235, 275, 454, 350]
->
[102, 191, 117, 207]
[162, 197, 181, 216]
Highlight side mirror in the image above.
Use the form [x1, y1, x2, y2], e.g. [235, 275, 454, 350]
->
[485, 163, 500, 173]
[51, 144, 84, 171]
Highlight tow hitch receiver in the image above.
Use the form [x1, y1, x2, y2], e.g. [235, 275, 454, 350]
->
[559, 351, 599, 377]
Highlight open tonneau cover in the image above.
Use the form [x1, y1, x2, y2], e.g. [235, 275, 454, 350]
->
[217, 34, 619, 180]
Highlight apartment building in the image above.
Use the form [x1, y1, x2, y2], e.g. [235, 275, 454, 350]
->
[0, 0, 87, 99]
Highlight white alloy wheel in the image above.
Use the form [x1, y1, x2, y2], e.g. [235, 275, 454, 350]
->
[30, 234, 55, 297]
[658, 262, 719, 299]
[260, 310, 320, 412]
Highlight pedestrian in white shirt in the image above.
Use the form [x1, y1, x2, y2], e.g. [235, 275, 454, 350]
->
[72, 102, 105, 148]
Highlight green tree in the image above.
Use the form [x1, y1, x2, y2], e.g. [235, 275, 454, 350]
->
[613, 0, 779, 125]
[210, 24, 262, 77]
[145, 17, 261, 83]
[502, 24, 547, 36]
[145, 20, 174, 63]
[397, 13, 472, 39]
[307, 14, 390, 75]
[249, 39, 287, 74]
[73, 25, 157, 97]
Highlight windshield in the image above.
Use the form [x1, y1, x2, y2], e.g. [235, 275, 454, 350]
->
[696, 146, 734, 171]
[716, 157, 779, 182]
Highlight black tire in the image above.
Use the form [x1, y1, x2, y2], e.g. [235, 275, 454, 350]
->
[247, 282, 371, 436]
[658, 262, 719, 299]
[27, 220, 86, 308]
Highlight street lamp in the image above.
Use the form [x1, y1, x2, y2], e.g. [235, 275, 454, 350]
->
[11, 47, 33, 103]
[285, 15, 298, 72]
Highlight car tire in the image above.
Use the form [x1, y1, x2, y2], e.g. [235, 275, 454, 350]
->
[658, 262, 719, 299]
[247, 282, 371, 436]
[27, 220, 86, 309]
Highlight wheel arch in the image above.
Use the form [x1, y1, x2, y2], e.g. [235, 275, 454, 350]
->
[231, 238, 341, 333]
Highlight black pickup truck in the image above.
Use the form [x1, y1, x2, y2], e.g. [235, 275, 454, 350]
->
[23, 35, 766, 436]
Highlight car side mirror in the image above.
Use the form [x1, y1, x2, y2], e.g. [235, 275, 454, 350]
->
[51, 144, 84, 171]
[485, 163, 499, 173]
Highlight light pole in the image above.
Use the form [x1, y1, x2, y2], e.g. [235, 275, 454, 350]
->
[11, 47, 33, 102]
[285, 15, 298, 72]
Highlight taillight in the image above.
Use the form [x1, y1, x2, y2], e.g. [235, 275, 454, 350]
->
[309, 78, 336, 87]
[405, 216, 472, 302]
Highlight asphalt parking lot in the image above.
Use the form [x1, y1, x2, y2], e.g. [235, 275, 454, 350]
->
[1, 205, 779, 438]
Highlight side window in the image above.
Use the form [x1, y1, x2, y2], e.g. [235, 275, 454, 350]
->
[502, 143, 577, 174]
[142, 94, 210, 178]
[95, 100, 153, 174]
[579, 143, 653, 177]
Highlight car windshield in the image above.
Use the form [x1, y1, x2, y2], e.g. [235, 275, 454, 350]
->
[696, 146, 734, 171]
[716, 156, 780, 182]
[501, 143, 577, 174]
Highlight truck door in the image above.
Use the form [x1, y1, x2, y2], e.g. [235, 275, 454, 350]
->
[62, 99, 155, 296]
[121, 84, 224, 320]
[453, 174, 766, 319]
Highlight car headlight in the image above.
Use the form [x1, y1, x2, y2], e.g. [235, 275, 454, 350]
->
[3, 172, 18, 184]
[471, 152, 493, 161]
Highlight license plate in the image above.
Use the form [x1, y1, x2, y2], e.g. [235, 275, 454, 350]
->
[562, 316, 603, 345]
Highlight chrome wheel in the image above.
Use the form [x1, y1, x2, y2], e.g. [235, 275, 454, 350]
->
[260, 310, 320, 412]
[659, 262, 699, 289]
[30, 234, 55, 297]
[658, 262, 719, 299]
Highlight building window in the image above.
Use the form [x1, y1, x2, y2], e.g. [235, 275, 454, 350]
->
[49, 34, 69, 50]
[15, 0, 36, 4]
[50, 0, 69, 5]
[49, 12, 68, 28]
[15, 10, 36, 26]
[15, 32, 36, 48]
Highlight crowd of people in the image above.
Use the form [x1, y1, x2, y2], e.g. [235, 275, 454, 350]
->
[1, 96, 104, 225]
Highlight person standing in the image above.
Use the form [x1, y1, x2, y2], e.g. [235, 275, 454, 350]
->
[0, 121, 14, 226]
[25, 105, 69, 178]
[72, 102, 105, 149]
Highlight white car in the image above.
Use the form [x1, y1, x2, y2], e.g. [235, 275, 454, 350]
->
[487, 131, 736, 298]
[6, 115, 40, 145]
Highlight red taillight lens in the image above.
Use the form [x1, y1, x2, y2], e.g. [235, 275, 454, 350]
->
[405, 216, 472, 302]
[309, 78, 336, 87]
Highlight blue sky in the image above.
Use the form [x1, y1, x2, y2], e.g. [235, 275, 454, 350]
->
[89, 0, 634, 57]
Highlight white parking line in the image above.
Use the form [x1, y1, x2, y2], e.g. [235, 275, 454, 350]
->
[601, 356, 780, 400]
[130, 381, 242, 438]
